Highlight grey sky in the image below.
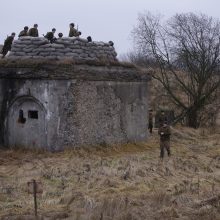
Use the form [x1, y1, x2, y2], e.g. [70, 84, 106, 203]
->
[0, 0, 220, 56]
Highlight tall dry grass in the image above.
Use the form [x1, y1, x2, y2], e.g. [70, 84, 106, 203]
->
[0, 126, 220, 219]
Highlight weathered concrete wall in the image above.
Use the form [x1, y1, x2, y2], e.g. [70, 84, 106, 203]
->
[64, 81, 148, 148]
[8, 37, 117, 62]
[0, 79, 148, 150]
[0, 63, 150, 150]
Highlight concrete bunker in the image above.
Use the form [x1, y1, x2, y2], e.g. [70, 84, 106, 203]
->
[0, 37, 151, 151]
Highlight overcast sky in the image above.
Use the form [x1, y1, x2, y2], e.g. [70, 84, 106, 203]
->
[0, 0, 220, 56]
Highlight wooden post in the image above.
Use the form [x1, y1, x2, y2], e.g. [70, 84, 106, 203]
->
[27, 179, 43, 218]
[33, 180, 37, 217]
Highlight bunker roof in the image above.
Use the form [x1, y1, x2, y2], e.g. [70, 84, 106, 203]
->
[0, 37, 152, 81]
[0, 60, 151, 82]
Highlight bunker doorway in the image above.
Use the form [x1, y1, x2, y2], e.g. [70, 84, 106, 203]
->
[7, 97, 47, 149]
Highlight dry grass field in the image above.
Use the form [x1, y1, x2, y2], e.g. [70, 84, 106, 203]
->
[0, 126, 220, 220]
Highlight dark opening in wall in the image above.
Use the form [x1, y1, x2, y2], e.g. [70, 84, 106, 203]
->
[18, 109, 26, 124]
[28, 110, 38, 119]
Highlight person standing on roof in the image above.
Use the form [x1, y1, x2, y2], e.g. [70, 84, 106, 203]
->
[1, 32, 16, 58]
[18, 26, 29, 37]
[69, 23, 78, 37]
[44, 28, 56, 43]
[28, 24, 39, 37]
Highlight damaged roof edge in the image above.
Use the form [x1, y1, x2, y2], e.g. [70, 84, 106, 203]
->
[0, 60, 152, 82]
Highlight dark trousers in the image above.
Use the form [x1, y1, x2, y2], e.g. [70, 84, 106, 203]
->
[148, 122, 153, 133]
[1, 47, 9, 57]
[160, 140, 171, 158]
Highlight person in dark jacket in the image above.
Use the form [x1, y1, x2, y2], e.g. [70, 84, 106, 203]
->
[18, 26, 29, 37]
[158, 110, 168, 128]
[28, 24, 39, 37]
[44, 28, 56, 43]
[158, 122, 171, 158]
[1, 32, 16, 58]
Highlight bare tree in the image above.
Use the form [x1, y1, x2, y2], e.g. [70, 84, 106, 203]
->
[120, 51, 159, 68]
[132, 12, 220, 128]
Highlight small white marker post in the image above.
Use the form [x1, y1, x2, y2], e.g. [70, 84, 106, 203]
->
[27, 179, 43, 217]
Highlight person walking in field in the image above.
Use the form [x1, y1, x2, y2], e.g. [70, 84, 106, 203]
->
[158, 110, 168, 128]
[158, 121, 171, 159]
[148, 109, 153, 134]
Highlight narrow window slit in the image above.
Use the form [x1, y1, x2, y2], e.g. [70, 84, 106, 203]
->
[18, 109, 26, 124]
[28, 110, 38, 119]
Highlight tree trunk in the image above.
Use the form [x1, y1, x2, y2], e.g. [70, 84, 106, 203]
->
[187, 108, 199, 128]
